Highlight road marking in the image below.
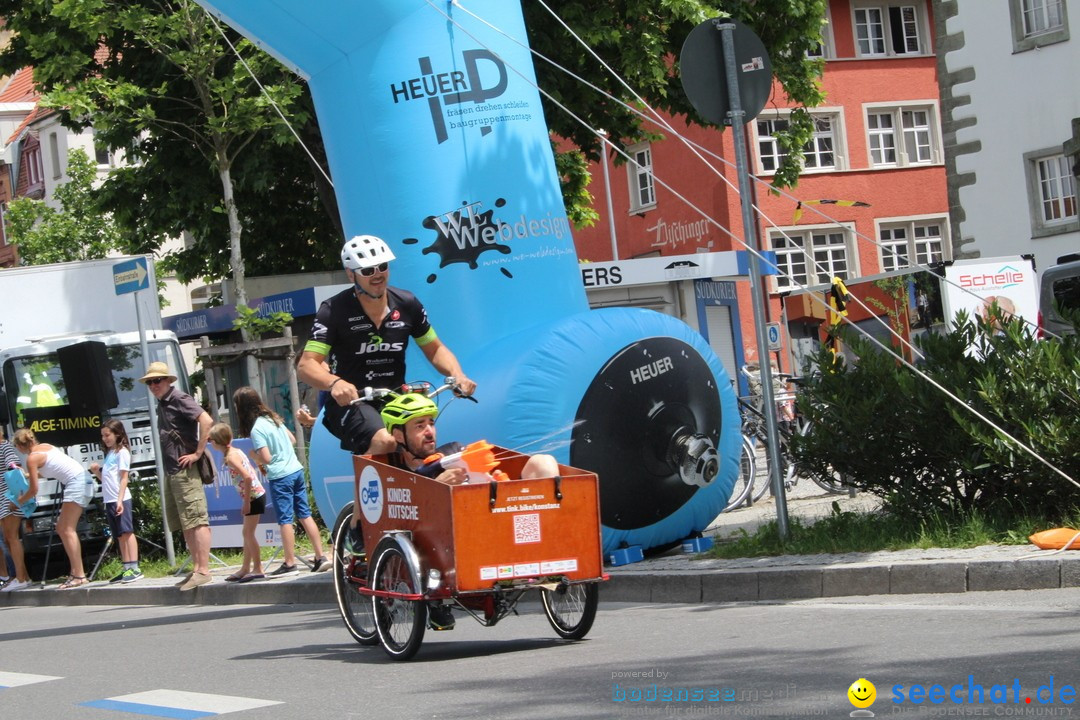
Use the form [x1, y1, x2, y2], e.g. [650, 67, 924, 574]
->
[0, 671, 62, 688]
[81, 689, 283, 718]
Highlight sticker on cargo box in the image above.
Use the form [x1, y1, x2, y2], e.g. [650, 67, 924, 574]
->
[513, 513, 541, 544]
[480, 566, 498, 580]
[498, 565, 514, 579]
[540, 559, 578, 574]
[514, 563, 541, 577]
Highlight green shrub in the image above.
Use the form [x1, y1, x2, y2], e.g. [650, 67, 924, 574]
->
[793, 313, 1080, 522]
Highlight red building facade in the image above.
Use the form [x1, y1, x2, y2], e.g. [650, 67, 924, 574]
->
[572, 0, 948, 378]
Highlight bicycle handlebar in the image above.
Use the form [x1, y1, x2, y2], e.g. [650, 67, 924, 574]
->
[351, 376, 477, 405]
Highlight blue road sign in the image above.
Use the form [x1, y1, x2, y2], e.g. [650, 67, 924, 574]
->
[113, 257, 149, 296]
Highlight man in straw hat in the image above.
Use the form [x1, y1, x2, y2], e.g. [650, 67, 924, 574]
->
[141, 362, 214, 590]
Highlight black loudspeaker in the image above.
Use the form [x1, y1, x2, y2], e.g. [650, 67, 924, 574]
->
[58, 340, 119, 414]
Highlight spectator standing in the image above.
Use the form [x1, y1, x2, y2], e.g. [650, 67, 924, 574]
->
[89, 419, 142, 583]
[208, 423, 266, 583]
[140, 362, 214, 591]
[13, 428, 94, 589]
[0, 429, 30, 592]
[233, 386, 331, 576]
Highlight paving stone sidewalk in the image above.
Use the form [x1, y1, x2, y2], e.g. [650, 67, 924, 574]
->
[2, 486, 1076, 607]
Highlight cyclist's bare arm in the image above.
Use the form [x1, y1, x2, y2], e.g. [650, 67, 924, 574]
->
[298, 349, 360, 407]
[420, 339, 476, 397]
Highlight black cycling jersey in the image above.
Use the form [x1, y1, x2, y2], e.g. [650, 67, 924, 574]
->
[305, 286, 436, 389]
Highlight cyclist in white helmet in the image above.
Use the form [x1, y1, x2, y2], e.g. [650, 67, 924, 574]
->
[298, 235, 477, 455]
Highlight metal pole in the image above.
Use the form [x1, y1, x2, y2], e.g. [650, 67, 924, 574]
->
[138, 290, 176, 565]
[200, 336, 221, 423]
[283, 327, 307, 466]
[719, 21, 790, 539]
[600, 131, 619, 261]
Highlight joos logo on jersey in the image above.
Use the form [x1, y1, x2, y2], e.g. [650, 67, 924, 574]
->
[357, 341, 404, 354]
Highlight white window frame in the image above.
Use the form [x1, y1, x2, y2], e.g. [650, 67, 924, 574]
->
[768, 224, 857, 292]
[25, 146, 43, 187]
[1024, 148, 1079, 238]
[876, 215, 951, 273]
[49, 133, 63, 180]
[807, 9, 836, 59]
[626, 142, 656, 213]
[753, 108, 846, 175]
[864, 102, 942, 168]
[1009, 0, 1070, 51]
[852, 2, 931, 57]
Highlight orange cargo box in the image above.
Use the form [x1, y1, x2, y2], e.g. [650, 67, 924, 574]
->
[353, 447, 604, 594]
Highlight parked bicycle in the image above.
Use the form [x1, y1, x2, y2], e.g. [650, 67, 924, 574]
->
[739, 366, 847, 498]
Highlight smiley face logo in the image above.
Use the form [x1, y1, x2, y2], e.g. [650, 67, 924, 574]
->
[848, 678, 876, 709]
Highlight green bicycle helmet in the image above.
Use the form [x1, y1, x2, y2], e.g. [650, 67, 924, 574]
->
[381, 393, 439, 434]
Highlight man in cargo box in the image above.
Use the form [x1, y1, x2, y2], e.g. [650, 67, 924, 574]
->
[367, 393, 558, 631]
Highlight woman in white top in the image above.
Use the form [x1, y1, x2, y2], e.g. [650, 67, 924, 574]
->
[14, 428, 94, 589]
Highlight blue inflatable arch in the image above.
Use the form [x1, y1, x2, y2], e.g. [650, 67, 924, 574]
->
[197, 0, 740, 554]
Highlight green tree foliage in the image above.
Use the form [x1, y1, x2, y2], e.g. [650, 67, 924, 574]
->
[0, 0, 339, 289]
[6, 148, 122, 264]
[793, 315, 1080, 522]
[0, 0, 826, 280]
[526, 0, 828, 191]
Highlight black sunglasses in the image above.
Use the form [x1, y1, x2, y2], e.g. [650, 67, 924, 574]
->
[146, 377, 168, 386]
[359, 262, 389, 277]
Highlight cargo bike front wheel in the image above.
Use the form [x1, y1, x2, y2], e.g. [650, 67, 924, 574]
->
[541, 580, 599, 640]
[371, 535, 427, 660]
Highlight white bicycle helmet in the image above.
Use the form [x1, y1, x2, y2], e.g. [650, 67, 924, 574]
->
[341, 235, 396, 270]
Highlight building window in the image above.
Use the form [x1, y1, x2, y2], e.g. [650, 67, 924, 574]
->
[25, 146, 43, 187]
[878, 218, 950, 272]
[49, 133, 63, 179]
[1024, 149, 1079, 237]
[627, 143, 656, 212]
[865, 104, 940, 167]
[769, 225, 853, 292]
[853, 4, 927, 57]
[755, 112, 842, 174]
[806, 11, 835, 59]
[1010, 0, 1070, 51]
[94, 142, 112, 167]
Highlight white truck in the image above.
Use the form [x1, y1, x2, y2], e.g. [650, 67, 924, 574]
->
[0, 257, 189, 554]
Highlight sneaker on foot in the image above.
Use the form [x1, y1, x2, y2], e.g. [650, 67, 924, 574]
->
[109, 571, 127, 584]
[1, 579, 29, 593]
[121, 568, 144, 584]
[268, 563, 298, 577]
[178, 572, 212, 591]
[311, 556, 332, 573]
[428, 603, 455, 631]
[346, 524, 365, 557]
[174, 572, 193, 588]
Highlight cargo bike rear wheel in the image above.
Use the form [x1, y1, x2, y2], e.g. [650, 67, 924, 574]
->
[331, 504, 378, 646]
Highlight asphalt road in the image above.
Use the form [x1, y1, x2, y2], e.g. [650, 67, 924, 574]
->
[2, 589, 1078, 719]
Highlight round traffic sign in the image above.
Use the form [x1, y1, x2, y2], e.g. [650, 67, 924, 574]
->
[679, 17, 773, 126]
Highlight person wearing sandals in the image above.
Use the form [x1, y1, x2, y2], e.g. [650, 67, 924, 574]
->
[140, 362, 214, 591]
[208, 423, 266, 583]
[89, 420, 142, 584]
[232, 386, 331, 577]
[13, 428, 95, 590]
[0, 429, 31, 592]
